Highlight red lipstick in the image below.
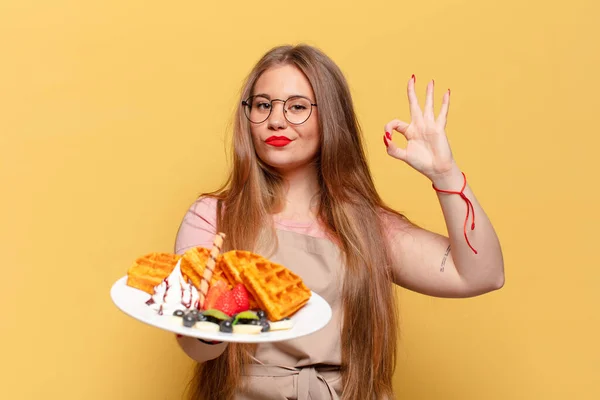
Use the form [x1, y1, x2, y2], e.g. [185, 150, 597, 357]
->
[265, 136, 292, 147]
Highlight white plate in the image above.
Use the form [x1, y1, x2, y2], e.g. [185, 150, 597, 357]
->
[110, 276, 332, 343]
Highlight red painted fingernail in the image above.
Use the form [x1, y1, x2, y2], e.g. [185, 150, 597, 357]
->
[411, 74, 416, 82]
[385, 131, 392, 140]
[383, 135, 389, 147]
[448, 88, 451, 95]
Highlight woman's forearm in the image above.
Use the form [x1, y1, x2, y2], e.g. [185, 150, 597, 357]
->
[432, 163, 505, 290]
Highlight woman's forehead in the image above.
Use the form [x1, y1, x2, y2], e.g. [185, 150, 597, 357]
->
[253, 65, 314, 99]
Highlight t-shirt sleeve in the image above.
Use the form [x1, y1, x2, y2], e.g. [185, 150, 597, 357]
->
[174, 197, 219, 255]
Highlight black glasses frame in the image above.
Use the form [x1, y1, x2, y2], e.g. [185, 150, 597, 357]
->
[241, 95, 318, 125]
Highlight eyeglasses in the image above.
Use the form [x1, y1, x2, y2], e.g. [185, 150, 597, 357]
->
[242, 95, 317, 125]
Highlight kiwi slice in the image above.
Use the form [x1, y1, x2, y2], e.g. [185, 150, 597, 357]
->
[233, 311, 259, 325]
[202, 309, 231, 321]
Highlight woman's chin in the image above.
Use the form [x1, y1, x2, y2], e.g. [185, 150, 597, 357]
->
[260, 158, 311, 173]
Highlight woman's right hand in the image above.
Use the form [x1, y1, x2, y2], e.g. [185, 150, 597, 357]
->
[175, 334, 228, 363]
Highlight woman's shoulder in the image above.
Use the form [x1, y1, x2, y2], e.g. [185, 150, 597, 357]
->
[188, 196, 219, 217]
[174, 196, 220, 254]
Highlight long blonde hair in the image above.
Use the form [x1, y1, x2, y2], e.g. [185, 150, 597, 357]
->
[187, 44, 405, 400]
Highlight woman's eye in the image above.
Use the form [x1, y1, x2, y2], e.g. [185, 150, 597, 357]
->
[257, 102, 271, 110]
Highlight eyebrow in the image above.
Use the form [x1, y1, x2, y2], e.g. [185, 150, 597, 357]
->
[252, 93, 310, 100]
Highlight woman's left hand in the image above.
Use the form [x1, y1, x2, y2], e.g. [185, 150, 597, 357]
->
[383, 76, 456, 182]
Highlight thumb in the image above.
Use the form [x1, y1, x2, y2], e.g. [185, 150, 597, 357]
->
[384, 133, 408, 162]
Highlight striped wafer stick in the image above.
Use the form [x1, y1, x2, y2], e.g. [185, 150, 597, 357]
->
[198, 232, 226, 309]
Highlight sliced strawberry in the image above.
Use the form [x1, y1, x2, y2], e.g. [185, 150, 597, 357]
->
[231, 284, 250, 313]
[203, 280, 228, 310]
[213, 290, 238, 316]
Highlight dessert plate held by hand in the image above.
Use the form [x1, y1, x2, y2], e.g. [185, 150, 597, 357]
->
[110, 276, 332, 343]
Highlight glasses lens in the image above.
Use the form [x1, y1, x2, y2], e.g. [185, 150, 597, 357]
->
[285, 96, 312, 124]
[244, 95, 271, 123]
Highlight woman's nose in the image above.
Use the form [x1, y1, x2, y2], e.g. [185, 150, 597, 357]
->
[267, 102, 287, 129]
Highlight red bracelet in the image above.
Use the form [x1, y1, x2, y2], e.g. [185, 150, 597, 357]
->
[432, 172, 478, 255]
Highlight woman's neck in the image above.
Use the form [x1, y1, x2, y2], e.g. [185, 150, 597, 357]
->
[276, 164, 320, 222]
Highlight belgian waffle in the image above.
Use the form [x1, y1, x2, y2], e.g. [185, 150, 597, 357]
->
[240, 259, 311, 321]
[220, 250, 263, 308]
[180, 246, 229, 289]
[126, 252, 181, 294]
[220, 250, 267, 285]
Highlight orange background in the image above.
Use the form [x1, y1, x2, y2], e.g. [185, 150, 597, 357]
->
[1, 0, 598, 398]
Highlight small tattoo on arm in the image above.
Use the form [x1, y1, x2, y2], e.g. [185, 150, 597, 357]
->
[440, 245, 451, 272]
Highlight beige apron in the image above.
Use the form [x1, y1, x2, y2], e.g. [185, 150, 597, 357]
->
[236, 229, 345, 400]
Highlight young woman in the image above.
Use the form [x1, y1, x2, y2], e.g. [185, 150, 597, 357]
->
[174, 44, 504, 400]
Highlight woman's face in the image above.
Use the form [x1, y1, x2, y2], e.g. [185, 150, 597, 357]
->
[248, 64, 320, 173]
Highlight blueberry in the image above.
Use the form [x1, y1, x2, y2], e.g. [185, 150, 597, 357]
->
[183, 314, 196, 328]
[188, 309, 200, 317]
[173, 310, 185, 317]
[219, 320, 233, 333]
[256, 310, 266, 319]
[260, 321, 270, 332]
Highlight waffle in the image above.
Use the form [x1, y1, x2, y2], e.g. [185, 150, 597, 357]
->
[180, 246, 229, 290]
[212, 261, 229, 287]
[220, 251, 266, 285]
[220, 250, 263, 308]
[240, 259, 311, 321]
[126, 252, 181, 294]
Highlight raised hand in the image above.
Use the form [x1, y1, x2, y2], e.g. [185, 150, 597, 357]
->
[383, 76, 456, 182]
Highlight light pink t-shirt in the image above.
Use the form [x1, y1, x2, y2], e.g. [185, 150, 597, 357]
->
[174, 197, 403, 254]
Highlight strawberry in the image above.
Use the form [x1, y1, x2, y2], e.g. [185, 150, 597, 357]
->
[203, 280, 228, 310]
[231, 284, 250, 313]
[213, 290, 238, 316]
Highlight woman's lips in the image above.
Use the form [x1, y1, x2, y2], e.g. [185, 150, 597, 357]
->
[265, 136, 292, 147]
